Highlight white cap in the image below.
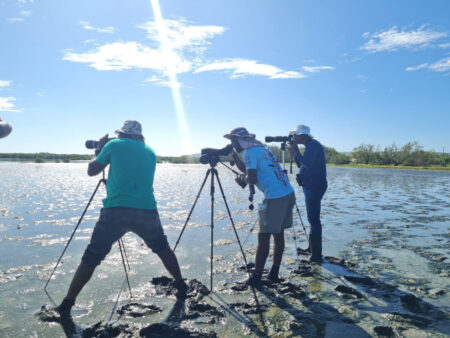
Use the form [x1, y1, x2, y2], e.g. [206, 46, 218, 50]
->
[290, 125, 313, 138]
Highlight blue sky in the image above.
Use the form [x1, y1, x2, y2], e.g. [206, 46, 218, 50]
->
[1, 0, 449, 155]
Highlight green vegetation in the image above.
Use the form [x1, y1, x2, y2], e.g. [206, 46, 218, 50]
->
[350, 141, 449, 167]
[268, 141, 448, 169]
[157, 155, 200, 164]
[1, 141, 448, 170]
[0, 153, 91, 162]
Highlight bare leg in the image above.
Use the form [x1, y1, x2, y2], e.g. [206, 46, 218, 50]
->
[272, 230, 285, 268]
[268, 231, 285, 282]
[157, 247, 188, 299]
[156, 247, 183, 282]
[56, 262, 96, 316]
[65, 262, 96, 301]
[254, 233, 271, 274]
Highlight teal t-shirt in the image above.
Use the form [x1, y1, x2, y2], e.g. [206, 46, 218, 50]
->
[95, 138, 157, 210]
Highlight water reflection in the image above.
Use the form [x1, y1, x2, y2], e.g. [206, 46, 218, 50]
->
[0, 162, 449, 336]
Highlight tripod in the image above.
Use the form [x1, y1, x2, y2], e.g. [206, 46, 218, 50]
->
[44, 171, 133, 308]
[280, 141, 311, 259]
[173, 159, 249, 292]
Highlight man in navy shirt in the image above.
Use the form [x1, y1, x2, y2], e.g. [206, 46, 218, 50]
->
[289, 125, 327, 263]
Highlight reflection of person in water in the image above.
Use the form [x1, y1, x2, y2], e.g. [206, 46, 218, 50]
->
[0, 117, 12, 138]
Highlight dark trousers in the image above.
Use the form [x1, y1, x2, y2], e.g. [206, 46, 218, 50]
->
[303, 187, 326, 257]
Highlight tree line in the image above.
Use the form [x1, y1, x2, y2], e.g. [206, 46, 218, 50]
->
[1, 141, 448, 167]
[268, 141, 449, 167]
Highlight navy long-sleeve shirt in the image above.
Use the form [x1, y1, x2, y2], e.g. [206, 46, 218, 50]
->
[294, 139, 327, 191]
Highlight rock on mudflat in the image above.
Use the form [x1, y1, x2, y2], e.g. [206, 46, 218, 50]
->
[400, 294, 432, 314]
[373, 326, 398, 337]
[140, 323, 217, 337]
[334, 285, 364, 299]
[117, 302, 162, 318]
[83, 321, 135, 337]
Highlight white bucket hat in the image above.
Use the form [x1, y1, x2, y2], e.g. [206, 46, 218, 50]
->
[290, 125, 313, 138]
[115, 120, 143, 136]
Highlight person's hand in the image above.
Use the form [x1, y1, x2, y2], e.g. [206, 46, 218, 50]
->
[98, 134, 110, 150]
[289, 139, 298, 157]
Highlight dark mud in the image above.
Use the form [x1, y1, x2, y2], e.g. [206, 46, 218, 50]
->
[117, 302, 162, 318]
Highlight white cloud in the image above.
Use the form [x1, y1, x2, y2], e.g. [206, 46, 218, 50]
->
[194, 59, 306, 79]
[145, 76, 182, 88]
[405, 57, 450, 73]
[138, 18, 226, 51]
[428, 57, 450, 72]
[0, 97, 21, 112]
[361, 25, 447, 52]
[405, 63, 429, 72]
[65, 19, 225, 76]
[18, 0, 34, 3]
[8, 17, 25, 23]
[0, 80, 11, 88]
[302, 65, 335, 73]
[63, 41, 191, 73]
[439, 43, 450, 49]
[79, 21, 117, 34]
[64, 17, 326, 84]
[7, 9, 31, 23]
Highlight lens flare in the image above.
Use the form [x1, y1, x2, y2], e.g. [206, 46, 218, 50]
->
[150, 0, 193, 155]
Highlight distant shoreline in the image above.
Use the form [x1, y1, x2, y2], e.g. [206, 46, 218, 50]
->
[1, 158, 449, 171]
[327, 163, 450, 171]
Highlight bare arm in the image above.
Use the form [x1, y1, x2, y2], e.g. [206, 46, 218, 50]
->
[87, 160, 106, 176]
[246, 169, 257, 185]
[232, 151, 246, 173]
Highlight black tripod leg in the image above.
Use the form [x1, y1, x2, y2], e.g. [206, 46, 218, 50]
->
[118, 239, 133, 298]
[294, 201, 311, 252]
[173, 169, 211, 252]
[214, 170, 249, 268]
[210, 169, 215, 292]
[44, 178, 106, 292]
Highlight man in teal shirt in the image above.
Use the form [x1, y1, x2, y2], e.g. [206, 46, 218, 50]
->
[56, 121, 187, 316]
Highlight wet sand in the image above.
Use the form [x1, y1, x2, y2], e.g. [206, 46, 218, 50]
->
[0, 163, 449, 337]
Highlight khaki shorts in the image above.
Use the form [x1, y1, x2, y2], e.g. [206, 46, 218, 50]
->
[259, 192, 295, 234]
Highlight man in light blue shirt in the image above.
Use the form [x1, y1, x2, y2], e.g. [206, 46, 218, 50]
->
[225, 127, 295, 286]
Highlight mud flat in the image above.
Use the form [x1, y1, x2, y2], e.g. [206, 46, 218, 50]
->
[0, 163, 448, 336]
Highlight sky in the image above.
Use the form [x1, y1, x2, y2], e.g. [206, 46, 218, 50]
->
[0, 0, 449, 156]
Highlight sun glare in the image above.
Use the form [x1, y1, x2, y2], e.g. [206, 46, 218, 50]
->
[150, 0, 193, 155]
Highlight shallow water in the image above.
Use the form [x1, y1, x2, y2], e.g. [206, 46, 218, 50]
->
[0, 162, 449, 337]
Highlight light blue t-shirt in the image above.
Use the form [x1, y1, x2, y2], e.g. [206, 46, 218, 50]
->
[243, 146, 294, 199]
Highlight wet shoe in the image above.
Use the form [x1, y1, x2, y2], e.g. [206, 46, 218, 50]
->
[267, 265, 281, 283]
[174, 280, 189, 300]
[308, 255, 323, 264]
[54, 298, 75, 317]
[245, 272, 263, 288]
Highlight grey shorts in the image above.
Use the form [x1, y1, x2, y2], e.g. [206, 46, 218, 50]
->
[81, 207, 169, 267]
[259, 192, 295, 234]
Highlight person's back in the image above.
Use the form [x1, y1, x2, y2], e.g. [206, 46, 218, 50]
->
[243, 146, 293, 199]
[97, 138, 157, 210]
[300, 139, 327, 191]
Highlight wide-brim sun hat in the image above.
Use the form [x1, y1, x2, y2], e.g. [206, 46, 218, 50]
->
[224, 127, 255, 139]
[0, 118, 12, 139]
[115, 120, 143, 136]
[290, 125, 313, 138]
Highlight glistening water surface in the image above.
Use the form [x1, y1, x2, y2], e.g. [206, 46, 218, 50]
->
[0, 162, 449, 337]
